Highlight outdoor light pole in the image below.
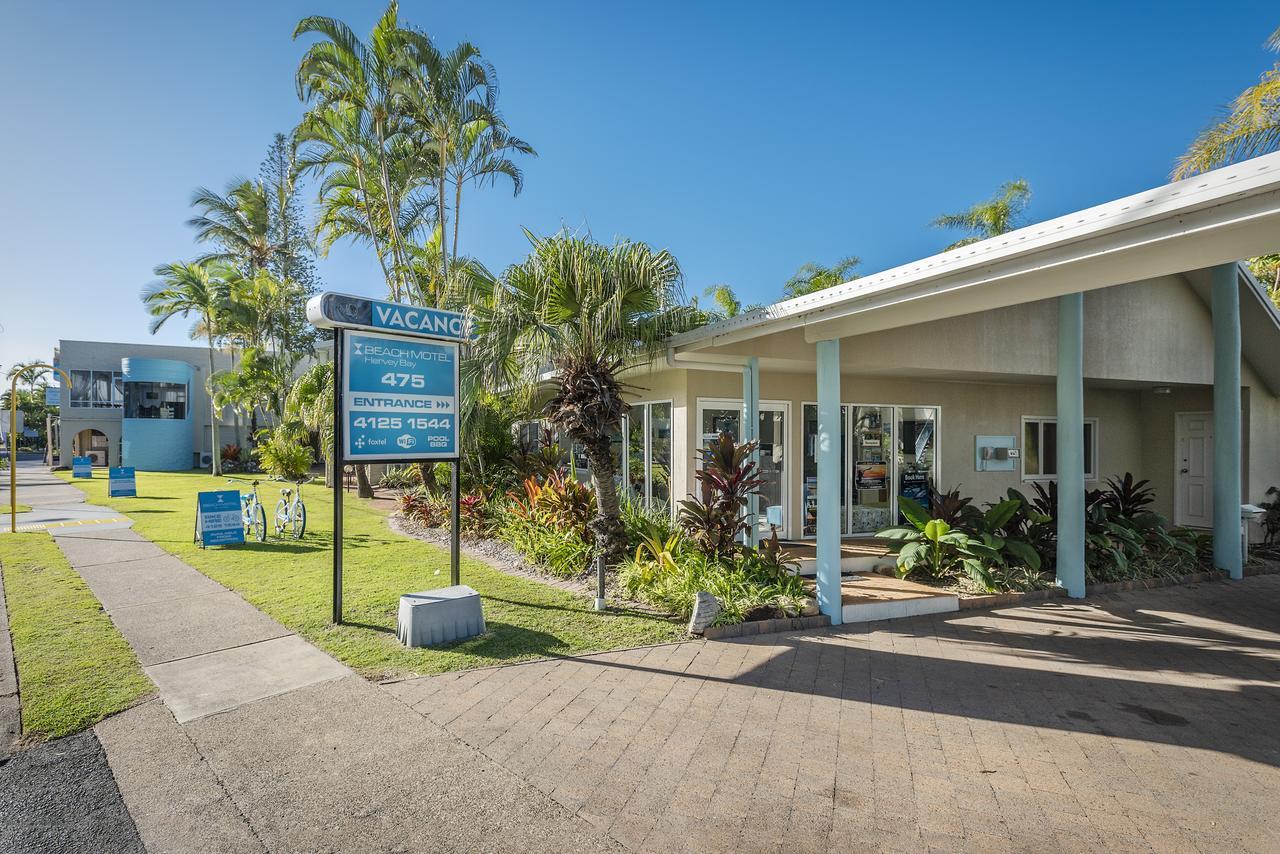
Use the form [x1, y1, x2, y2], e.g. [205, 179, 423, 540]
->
[8, 364, 71, 533]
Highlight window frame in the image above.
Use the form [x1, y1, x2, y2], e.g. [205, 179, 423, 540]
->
[68, 369, 123, 409]
[1020, 415, 1098, 482]
[627, 400, 675, 517]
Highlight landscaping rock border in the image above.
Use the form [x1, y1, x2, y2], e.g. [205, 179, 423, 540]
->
[702, 615, 831, 640]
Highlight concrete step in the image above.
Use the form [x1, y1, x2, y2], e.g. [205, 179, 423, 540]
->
[839, 573, 959, 624]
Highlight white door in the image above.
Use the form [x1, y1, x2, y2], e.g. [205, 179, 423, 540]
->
[1175, 412, 1213, 528]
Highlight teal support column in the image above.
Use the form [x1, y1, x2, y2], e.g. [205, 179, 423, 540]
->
[1212, 263, 1243, 579]
[742, 357, 760, 546]
[815, 340, 842, 625]
[1055, 293, 1086, 598]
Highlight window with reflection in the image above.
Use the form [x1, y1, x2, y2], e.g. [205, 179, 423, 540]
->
[124, 382, 187, 419]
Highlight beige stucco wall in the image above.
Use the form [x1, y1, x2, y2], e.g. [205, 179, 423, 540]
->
[703, 275, 1229, 386]
[649, 274, 1280, 539]
[672, 369, 1153, 539]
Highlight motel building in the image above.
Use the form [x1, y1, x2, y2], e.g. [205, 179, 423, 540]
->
[612, 152, 1280, 625]
[50, 339, 330, 471]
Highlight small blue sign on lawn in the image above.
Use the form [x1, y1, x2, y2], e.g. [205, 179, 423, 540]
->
[197, 490, 244, 547]
[72, 456, 93, 478]
[108, 466, 137, 497]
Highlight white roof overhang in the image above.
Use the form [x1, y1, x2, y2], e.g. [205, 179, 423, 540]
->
[670, 152, 1280, 351]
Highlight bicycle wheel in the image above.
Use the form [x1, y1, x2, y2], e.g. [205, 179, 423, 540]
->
[252, 504, 268, 542]
[291, 500, 306, 539]
[274, 499, 289, 535]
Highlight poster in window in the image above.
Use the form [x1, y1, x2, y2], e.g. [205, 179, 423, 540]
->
[855, 462, 887, 489]
[900, 470, 931, 505]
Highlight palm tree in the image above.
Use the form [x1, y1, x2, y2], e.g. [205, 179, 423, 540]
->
[142, 261, 233, 474]
[931, 179, 1031, 250]
[445, 117, 536, 260]
[295, 3, 427, 301]
[696, 284, 763, 319]
[1174, 27, 1280, 180]
[395, 32, 496, 283]
[188, 179, 279, 275]
[782, 256, 861, 299]
[471, 232, 700, 561]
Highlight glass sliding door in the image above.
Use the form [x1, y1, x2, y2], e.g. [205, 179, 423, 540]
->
[757, 409, 785, 532]
[850, 406, 894, 534]
[802, 403, 847, 537]
[896, 406, 939, 517]
[647, 402, 672, 508]
[698, 400, 788, 536]
[622, 401, 674, 514]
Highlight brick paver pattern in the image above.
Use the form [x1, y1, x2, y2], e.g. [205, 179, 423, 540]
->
[385, 576, 1280, 853]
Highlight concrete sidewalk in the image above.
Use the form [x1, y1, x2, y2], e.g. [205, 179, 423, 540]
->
[0, 460, 129, 532]
[51, 526, 349, 724]
[9, 462, 621, 851]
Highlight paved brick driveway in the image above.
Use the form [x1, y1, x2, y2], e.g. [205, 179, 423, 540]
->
[385, 576, 1280, 853]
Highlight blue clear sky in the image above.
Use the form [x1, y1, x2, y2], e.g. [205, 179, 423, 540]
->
[1, 0, 1276, 372]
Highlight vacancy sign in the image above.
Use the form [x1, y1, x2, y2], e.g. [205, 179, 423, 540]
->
[341, 330, 458, 462]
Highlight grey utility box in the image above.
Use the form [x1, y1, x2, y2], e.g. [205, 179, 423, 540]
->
[397, 585, 486, 648]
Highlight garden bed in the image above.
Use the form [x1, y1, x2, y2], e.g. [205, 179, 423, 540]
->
[389, 512, 675, 619]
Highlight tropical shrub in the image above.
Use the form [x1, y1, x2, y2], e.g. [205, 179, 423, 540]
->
[618, 538, 807, 625]
[678, 433, 764, 559]
[493, 503, 594, 577]
[398, 487, 450, 528]
[252, 428, 313, 481]
[879, 495, 1045, 592]
[621, 495, 678, 551]
[221, 444, 242, 464]
[506, 472, 594, 538]
[1013, 474, 1204, 584]
[379, 465, 421, 491]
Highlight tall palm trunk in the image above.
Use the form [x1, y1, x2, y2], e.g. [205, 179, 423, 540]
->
[205, 332, 221, 476]
[438, 139, 449, 285]
[583, 433, 626, 564]
[452, 177, 462, 263]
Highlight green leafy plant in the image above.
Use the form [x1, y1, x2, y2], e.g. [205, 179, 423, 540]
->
[880, 494, 1045, 593]
[1102, 473, 1155, 517]
[378, 466, 421, 491]
[252, 427, 313, 481]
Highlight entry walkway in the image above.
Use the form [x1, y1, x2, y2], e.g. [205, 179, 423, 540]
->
[0, 460, 129, 532]
[7, 461, 347, 722]
[7, 462, 620, 851]
[386, 576, 1280, 852]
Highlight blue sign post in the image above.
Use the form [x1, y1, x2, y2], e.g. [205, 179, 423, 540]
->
[72, 456, 93, 478]
[310, 292, 469, 625]
[342, 330, 458, 462]
[108, 466, 137, 498]
[196, 490, 245, 547]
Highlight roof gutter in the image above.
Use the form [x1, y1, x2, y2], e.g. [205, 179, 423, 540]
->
[665, 347, 748, 373]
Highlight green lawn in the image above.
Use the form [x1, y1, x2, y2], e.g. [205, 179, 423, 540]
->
[0, 531, 153, 739]
[58, 469, 683, 679]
